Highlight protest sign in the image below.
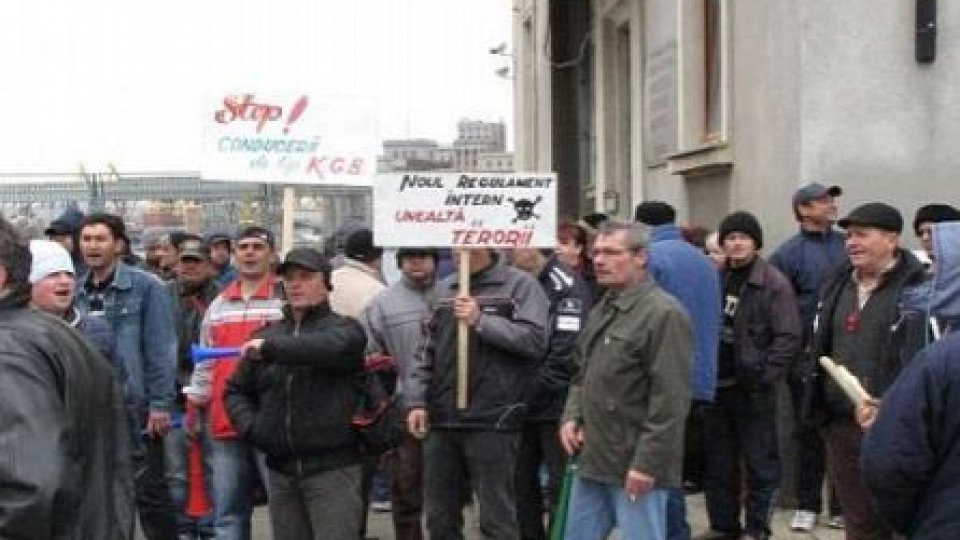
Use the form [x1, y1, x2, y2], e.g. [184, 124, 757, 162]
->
[202, 93, 377, 185]
[373, 172, 557, 248]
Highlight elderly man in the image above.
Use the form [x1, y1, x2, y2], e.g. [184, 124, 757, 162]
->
[808, 202, 927, 540]
[560, 221, 692, 540]
[226, 248, 367, 539]
[0, 215, 134, 538]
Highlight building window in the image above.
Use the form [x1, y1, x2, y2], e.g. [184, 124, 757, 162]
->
[677, 0, 729, 149]
[704, 0, 722, 141]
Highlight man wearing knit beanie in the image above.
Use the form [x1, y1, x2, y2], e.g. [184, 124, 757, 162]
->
[28, 240, 125, 380]
[698, 211, 801, 540]
[913, 203, 960, 261]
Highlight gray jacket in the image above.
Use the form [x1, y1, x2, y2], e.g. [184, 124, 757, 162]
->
[361, 276, 442, 406]
[407, 256, 550, 430]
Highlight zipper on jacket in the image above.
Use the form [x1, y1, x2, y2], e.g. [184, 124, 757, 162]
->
[287, 321, 301, 476]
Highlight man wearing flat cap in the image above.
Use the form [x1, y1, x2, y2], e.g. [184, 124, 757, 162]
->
[164, 234, 221, 539]
[807, 202, 928, 540]
[769, 182, 846, 532]
[226, 248, 367, 539]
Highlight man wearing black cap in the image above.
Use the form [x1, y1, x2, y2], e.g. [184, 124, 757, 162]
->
[807, 202, 927, 540]
[361, 248, 442, 540]
[769, 182, 846, 532]
[45, 205, 87, 275]
[635, 201, 721, 540]
[698, 211, 801, 540]
[226, 248, 367, 539]
[164, 235, 221, 539]
[913, 203, 960, 262]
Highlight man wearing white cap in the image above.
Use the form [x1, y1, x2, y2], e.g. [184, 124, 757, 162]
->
[29, 239, 126, 381]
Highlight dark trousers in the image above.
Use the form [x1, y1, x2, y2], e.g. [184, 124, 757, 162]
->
[133, 411, 177, 540]
[825, 420, 895, 540]
[516, 421, 566, 540]
[424, 429, 520, 540]
[386, 432, 425, 540]
[267, 464, 363, 540]
[788, 377, 841, 516]
[703, 386, 780, 537]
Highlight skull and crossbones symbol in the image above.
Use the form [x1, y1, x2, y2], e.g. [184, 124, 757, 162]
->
[508, 196, 542, 223]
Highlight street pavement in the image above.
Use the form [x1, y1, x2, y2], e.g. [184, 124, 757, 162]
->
[239, 492, 847, 539]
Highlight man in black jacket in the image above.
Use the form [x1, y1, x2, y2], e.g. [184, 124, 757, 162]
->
[809, 202, 926, 540]
[0, 214, 134, 539]
[225, 247, 367, 539]
[407, 248, 550, 539]
[508, 247, 592, 540]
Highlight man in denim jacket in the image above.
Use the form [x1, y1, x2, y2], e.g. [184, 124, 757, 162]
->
[75, 212, 178, 540]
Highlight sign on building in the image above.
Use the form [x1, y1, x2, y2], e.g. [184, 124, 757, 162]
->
[374, 172, 557, 248]
[202, 93, 377, 185]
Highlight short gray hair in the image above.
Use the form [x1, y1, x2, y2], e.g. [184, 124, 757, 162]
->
[596, 221, 650, 252]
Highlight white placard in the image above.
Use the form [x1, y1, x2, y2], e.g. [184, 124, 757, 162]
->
[201, 93, 377, 185]
[373, 172, 557, 248]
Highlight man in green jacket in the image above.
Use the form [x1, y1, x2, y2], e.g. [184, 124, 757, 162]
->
[560, 221, 692, 540]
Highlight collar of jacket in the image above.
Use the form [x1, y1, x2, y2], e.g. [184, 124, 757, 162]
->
[282, 301, 333, 323]
[402, 274, 437, 292]
[799, 225, 838, 241]
[451, 253, 507, 290]
[222, 273, 278, 301]
[177, 278, 219, 300]
[650, 224, 682, 243]
[0, 288, 29, 310]
[605, 280, 657, 312]
[342, 258, 384, 284]
[80, 261, 134, 291]
[744, 256, 772, 288]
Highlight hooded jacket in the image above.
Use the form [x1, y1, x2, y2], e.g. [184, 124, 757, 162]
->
[861, 332, 960, 538]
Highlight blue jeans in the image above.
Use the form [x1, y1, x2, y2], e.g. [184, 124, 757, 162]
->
[565, 475, 667, 540]
[164, 424, 214, 537]
[205, 429, 269, 540]
[666, 488, 690, 540]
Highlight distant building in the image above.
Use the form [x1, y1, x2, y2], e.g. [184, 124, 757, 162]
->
[378, 119, 514, 173]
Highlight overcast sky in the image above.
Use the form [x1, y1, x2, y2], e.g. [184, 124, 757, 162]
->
[1, 0, 513, 173]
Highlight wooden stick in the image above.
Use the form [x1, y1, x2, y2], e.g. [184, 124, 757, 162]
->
[281, 186, 296, 254]
[457, 249, 470, 410]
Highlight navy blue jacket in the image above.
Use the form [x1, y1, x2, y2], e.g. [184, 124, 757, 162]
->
[523, 256, 593, 420]
[769, 227, 846, 337]
[862, 332, 960, 538]
[648, 224, 721, 402]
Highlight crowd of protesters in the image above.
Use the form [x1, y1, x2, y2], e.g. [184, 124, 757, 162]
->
[1, 182, 960, 540]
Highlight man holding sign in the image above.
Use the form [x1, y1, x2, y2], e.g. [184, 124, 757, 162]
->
[406, 248, 549, 539]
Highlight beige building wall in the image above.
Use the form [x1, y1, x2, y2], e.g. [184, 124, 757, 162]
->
[513, 0, 960, 247]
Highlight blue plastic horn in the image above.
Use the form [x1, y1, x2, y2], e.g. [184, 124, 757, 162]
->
[190, 344, 242, 364]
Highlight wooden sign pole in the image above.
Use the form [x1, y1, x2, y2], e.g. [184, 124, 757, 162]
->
[281, 186, 296, 254]
[457, 248, 470, 410]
